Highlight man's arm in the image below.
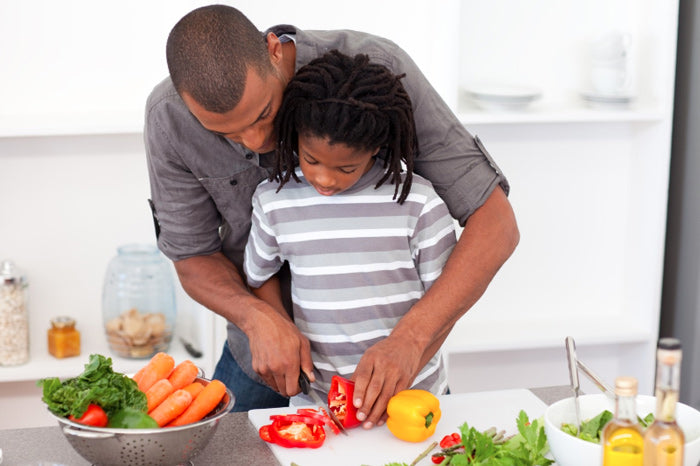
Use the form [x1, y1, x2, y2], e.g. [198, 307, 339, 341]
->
[351, 186, 519, 427]
[174, 252, 313, 395]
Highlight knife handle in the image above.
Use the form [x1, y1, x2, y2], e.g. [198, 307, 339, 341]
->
[298, 370, 311, 395]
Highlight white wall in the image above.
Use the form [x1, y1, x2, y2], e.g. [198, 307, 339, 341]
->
[0, 0, 459, 429]
[0, 0, 459, 135]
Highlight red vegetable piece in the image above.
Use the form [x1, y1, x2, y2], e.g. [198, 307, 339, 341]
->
[68, 404, 108, 427]
[439, 432, 461, 449]
[259, 424, 274, 443]
[328, 375, 361, 428]
[258, 412, 327, 448]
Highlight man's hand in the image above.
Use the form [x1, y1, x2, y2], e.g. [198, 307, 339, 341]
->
[174, 252, 314, 396]
[245, 299, 314, 396]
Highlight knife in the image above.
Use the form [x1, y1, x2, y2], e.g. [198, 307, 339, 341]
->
[298, 370, 349, 436]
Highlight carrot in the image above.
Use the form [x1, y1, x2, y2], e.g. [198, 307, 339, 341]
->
[182, 381, 205, 400]
[167, 379, 226, 427]
[145, 378, 175, 413]
[136, 352, 175, 393]
[149, 389, 193, 427]
[167, 359, 199, 390]
[132, 365, 147, 385]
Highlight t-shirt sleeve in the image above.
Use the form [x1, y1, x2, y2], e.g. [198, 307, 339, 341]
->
[243, 188, 284, 288]
[410, 182, 457, 291]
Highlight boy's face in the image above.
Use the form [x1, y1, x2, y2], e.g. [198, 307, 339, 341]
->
[181, 66, 287, 154]
[297, 134, 378, 196]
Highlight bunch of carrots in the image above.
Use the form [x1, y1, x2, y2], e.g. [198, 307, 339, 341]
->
[133, 352, 227, 427]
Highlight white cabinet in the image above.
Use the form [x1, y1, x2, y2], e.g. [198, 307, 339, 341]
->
[444, 0, 679, 396]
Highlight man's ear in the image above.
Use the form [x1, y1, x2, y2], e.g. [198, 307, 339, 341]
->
[266, 32, 283, 65]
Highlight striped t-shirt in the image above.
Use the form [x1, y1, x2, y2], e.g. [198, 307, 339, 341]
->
[243, 161, 456, 396]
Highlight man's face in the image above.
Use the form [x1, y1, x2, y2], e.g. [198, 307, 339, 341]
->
[182, 66, 287, 154]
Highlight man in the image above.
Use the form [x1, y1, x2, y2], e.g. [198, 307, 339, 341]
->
[145, 5, 518, 428]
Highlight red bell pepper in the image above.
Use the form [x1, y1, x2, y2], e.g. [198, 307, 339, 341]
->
[328, 375, 361, 428]
[259, 410, 327, 448]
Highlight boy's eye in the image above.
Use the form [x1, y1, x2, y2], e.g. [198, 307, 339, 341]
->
[303, 156, 318, 165]
[339, 167, 357, 174]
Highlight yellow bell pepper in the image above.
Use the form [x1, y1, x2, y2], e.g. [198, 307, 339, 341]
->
[386, 389, 442, 442]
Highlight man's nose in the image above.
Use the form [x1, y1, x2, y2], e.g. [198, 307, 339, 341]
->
[241, 126, 267, 151]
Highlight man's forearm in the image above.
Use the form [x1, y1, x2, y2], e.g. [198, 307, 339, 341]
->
[395, 186, 519, 364]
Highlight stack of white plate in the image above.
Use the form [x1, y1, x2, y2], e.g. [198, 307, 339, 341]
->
[466, 85, 542, 111]
[579, 90, 634, 109]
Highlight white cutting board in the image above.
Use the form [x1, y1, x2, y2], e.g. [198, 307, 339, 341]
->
[248, 388, 548, 466]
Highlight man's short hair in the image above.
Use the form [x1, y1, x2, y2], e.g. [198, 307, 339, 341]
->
[166, 5, 272, 113]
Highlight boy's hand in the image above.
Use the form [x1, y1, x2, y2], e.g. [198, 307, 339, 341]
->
[351, 337, 421, 428]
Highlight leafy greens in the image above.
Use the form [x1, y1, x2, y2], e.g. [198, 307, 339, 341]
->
[383, 410, 553, 466]
[38, 353, 147, 419]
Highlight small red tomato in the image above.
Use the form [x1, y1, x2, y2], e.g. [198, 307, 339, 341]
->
[68, 404, 108, 427]
[439, 432, 461, 449]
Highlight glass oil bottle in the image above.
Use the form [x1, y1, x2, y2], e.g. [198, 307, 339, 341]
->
[643, 338, 684, 466]
[602, 376, 644, 466]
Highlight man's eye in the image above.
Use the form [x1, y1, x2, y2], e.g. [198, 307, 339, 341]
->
[303, 157, 318, 165]
[339, 168, 357, 174]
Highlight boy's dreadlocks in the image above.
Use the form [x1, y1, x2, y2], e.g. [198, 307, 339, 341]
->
[273, 50, 418, 204]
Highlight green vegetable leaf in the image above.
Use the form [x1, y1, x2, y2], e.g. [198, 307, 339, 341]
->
[37, 354, 147, 419]
[562, 409, 613, 444]
[638, 413, 655, 428]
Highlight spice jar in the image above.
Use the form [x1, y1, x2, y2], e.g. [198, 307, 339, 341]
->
[102, 244, 176, 359]
[48, 316, 81, 358]
[0, 260, 30, 366]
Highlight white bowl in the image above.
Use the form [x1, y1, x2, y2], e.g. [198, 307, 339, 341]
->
[544, 394, 700, 466]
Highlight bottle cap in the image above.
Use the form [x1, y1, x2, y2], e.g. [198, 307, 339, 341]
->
[1, 260, 26, 286]
[614, 376, 638, 396]
[658, 337, 681, 350]
[658, 337, 682, 364]
[51, 316, 76, 329]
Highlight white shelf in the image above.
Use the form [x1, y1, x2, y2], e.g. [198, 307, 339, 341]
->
[0, 101, 665, 139]
[456, 104, 665, 126]
[0, 337, 207, 383]
[0, 112, 143, 138]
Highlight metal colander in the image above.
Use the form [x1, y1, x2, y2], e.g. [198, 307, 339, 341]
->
[51, 377, 235, 466]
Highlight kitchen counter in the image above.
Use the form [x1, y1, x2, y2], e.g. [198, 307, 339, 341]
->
[0, 386, 571, 466]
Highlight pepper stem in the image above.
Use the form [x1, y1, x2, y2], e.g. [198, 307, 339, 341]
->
[425, 411, 434, 428]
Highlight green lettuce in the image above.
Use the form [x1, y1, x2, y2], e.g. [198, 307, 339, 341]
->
[38, 353, 147, 419]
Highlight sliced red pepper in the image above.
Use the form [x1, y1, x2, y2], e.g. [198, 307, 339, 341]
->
[297, 408, 340, 435]
[259, 412, 327, 448]
[269, 413, 326, 425]
[259, 424, 274, 443]
[328, 375, 361, 428]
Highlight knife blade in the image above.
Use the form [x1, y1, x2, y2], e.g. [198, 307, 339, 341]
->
[298, 370, 349, 436]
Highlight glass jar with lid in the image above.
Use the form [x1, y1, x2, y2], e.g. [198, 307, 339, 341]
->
[48, 316, 81, 358]
[102, 244, 176, 359]
[0, 260, 30, 366]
